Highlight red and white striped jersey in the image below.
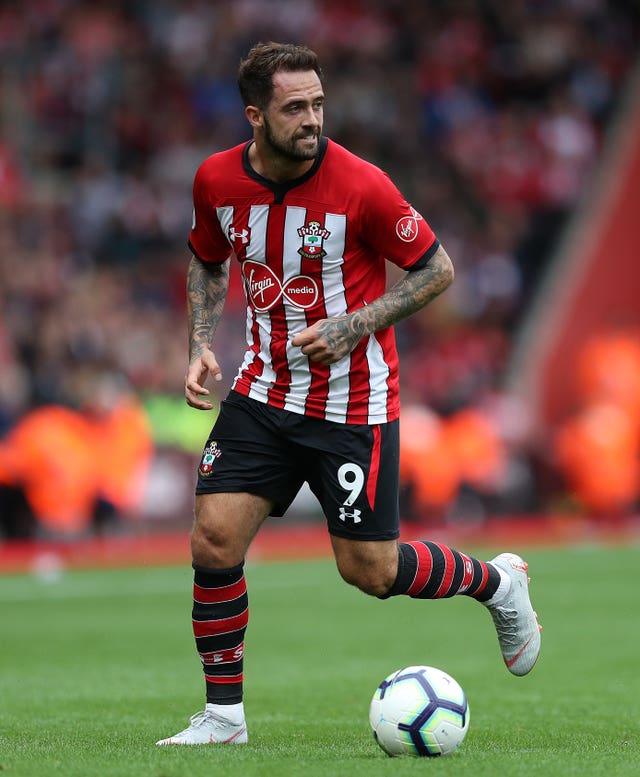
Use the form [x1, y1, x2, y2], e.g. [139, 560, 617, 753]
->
[189, 136, 438, 425]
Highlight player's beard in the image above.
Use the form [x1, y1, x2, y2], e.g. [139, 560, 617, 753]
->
[263, 115, 320, 163]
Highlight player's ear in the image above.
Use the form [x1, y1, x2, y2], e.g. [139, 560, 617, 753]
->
[245, 105, 263, 129]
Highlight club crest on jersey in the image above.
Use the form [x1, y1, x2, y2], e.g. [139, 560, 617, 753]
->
[199, 441, 222, 477]
[297, 220, 330, 259]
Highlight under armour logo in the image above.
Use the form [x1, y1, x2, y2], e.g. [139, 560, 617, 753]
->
[339, 507, 362, 523]
[228, 226, 250, 245]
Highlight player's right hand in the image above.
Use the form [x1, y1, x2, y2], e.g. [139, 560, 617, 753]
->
[184, 348, 222, 410]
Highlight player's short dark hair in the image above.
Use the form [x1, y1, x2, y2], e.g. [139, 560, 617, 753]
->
[237, 42, 323, 110]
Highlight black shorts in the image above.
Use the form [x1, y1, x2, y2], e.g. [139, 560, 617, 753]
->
[196, 391, 400, 541]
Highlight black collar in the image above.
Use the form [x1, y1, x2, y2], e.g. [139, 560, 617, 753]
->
[242, 137, 328, 204]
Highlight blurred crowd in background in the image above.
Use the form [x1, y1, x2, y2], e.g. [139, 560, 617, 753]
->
[1, 0, 639, 539]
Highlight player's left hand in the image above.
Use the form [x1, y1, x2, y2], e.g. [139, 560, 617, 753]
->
[291, 318, 359, 365]
[184, 348, 222, 410]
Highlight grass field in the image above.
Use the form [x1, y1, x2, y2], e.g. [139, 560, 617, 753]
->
[1, 543, 638, 777]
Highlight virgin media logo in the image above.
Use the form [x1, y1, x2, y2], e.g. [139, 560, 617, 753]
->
[242, 260, 319, 311]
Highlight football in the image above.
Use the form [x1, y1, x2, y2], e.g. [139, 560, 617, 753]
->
[369, 665, 470, 757]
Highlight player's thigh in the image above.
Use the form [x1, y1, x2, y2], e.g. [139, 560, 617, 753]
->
[330, 535, 399, 596]
[308, 420, 400, 541]
[196, 393, 304, 517]
[192, 491, 273, 567]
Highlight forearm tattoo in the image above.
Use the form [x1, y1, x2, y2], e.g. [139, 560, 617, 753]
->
[316, 245, 454, 354]
[187, 256, 230, 361]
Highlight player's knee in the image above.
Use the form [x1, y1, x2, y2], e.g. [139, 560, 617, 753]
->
[191, 520, 242, 568]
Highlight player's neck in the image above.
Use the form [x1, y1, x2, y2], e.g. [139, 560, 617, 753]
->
[247, 140, 315, 183]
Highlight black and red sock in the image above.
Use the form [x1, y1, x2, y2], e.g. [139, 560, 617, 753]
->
[383, 541, 500, 601]
[192, 563, 248, 704]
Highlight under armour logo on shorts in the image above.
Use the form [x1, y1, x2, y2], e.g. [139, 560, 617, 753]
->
[339, 507, 362, 523]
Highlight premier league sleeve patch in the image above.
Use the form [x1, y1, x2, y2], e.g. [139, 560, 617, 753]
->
[198, 441, 222, 477]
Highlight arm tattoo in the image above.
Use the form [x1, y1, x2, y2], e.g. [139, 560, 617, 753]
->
[318, 245, 454, 352]
[187, 255, 230, 361]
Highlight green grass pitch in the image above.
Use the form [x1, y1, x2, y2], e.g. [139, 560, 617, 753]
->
[1, 544, 638, 777]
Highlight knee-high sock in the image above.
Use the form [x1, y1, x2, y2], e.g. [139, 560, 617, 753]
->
[192, 563, 248, 704]
[383, 541, 500, 601]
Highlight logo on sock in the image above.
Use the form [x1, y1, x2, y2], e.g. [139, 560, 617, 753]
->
[200, 645, 244, 665]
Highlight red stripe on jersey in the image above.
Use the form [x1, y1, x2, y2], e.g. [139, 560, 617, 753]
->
[406, 541, 434, 597]
[434, 542, 456, 598]
[205, 673, 244, 685]
[192, 609, 248, 638]
[366, 425, 382, 509]
[193, 577, 247, 604]
[265, 205, 290, 407]
[233, 343, 263, 396]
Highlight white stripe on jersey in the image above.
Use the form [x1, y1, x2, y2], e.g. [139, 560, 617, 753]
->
[244, 204, 270, 263]
[282, 206, 313, 413]
[215, 206, 234, 235]
[321, 213, 349, 423]
[365, 333, 391, 423]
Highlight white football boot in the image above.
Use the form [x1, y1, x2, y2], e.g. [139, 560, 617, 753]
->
[484, 553, 542, 676]
[156, 704, 248, 745]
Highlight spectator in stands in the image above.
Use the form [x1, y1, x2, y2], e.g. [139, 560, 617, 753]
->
[0, 372, 152, 538]
[553, 323, 640, 516]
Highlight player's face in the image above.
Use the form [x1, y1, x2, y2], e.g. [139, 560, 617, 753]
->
[261, 70, 324, 163]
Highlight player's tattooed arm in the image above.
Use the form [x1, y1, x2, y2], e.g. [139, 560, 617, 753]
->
[348, 244, 454, 337]
[184, 255, 230, 409]
[292, 245, 454, 365]
[187, 255, 230, 361]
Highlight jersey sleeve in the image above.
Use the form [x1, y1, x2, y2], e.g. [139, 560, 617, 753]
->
[359, 167, 438, 270]
[187, 161, 233, 264]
